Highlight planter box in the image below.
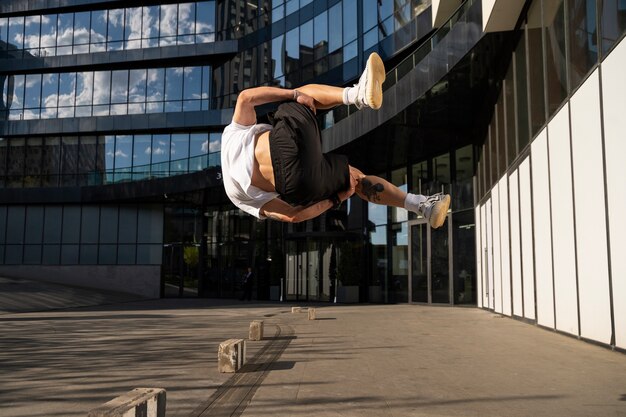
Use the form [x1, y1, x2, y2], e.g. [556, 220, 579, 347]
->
[337, 286, 359, 303]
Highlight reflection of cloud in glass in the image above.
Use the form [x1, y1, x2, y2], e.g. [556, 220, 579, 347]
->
[150, 147, 166, 155]
[126, 7, 142, 40]
[203, 140, 221, 153]
[108, 9, 123, 27]
[107, 150, 129, 158]
[178, 4, 195, 34]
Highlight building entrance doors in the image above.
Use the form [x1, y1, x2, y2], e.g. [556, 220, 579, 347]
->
[285, 239, 333, 302]
[408, 215, 453, 304]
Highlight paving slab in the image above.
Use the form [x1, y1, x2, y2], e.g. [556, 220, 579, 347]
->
[0, 283, 625, 417]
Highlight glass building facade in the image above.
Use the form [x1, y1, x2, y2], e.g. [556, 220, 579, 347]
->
[1, 0, 625, 350]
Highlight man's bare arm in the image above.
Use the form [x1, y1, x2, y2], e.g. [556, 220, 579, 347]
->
[233, 87, 316, 126]
[260, 198, 335, 223]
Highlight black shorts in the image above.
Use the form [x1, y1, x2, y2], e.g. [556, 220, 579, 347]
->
[269, 102, 350, 207]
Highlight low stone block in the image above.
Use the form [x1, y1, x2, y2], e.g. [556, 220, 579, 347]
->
[87, 387, 166, 417]
[249, 320, 264, 341]
[292, 307, 303, 313]
[308, 308, 316, 320]
[218, 338, 246, 373]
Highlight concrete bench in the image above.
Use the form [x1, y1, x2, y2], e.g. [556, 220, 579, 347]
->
[308, 308, 316, 320]
[249, 320, 264, 341]
[218, 338, 246, 373]
[87, 387, 165, 417]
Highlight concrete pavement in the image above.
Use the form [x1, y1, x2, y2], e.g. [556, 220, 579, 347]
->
[1, 278, 625, 417]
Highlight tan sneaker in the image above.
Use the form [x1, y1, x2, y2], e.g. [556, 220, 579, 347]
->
[419, 193, 451, 229]
[355, 52, 386, 109]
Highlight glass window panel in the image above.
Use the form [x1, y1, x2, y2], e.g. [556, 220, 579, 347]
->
[62, 206, 80, 244]
[380, 0, 393, 19]
[286, 0, 299, 15]
[272, 4, 284, 22]
[505, 64, 517, 163]
[601, 0, 626, 55]
[56, 14, 73, 47]
[391, 167, 408, 223]
[104, 135, 115, 172]
[10, 74, 24, 112]
[115, 135, 132, 169]
[43, 206, 62, 243]
[80, 206, 99, 244]
[0, 18, 8, 49]
[75, 72, 94, 106]
[344, 40, 358, 62]
[60, 244, 79, 264]
[90, 10, 107, 51]
[25, 137, 42, 185]
[343, 0, 358, 44]
[137, 206, 163, 243]
[568, 0, 598, 88]
[80, 245, 98, 264]
[363, 0, 377, 30]
[7, 138, 25, 186]
[142, 6, 159, 47]
[391, 222, 408, 303]
[209, 132, 221, 155]
[137, 244, 162, 264]
[171, 133, 189, 160]
[78, 136, 97, 175]
[40, 15, 56, 55]
[178, 3, 196, 37]
[61, 137, 78, 186]
[300, 19, 313, 66]
[165, 68, 183, 101]
[24, 74, 42, 109]
[285, 27, 299, 65]
[73, 11, 90, 50]
[118, 206, 137, 243]
[6, 206, 25, 244]
[126, 70, 146, 107]
[0, 139, 6, 178]
[454, 145, 474, 210]
[314, 11, 328, 60]
[151, 134, 170, 164]
[190, 133, 208, 157]
[118, 244, 136, 264]
[58, 72, 75, 110]
[496, 97, 506, 176]
[131, 134, 150, 168]
[544, 0, 568, 117]
[92, 71, 111, 105]
[42, 137, 60, 187]
[125, 7, 143, 48]
[272, 35, 285, 78]
[42, 245, 60, 264]
[111, 70, 128, 104]
[527, 8, 546, 136]
[395, 3, 411, 30]
[41, 73, 59, 119]
[23, 245, 42, 264]
[514, 39, 530, 150]
[8, 17, 24, 50]
[160, 4, 178, 45]
[329, 3, 342, 53]
[99, 207, 118, 244]
[99, 244, 117, 264]
[147, 68, 165, 102]
[196, 1, 215, 41]
[363, 27, 378, 51]
[24, 15, 41, 53]
[108, 9, 125, 44]
[201, 66, 210, 106]
[183, 66, 202, 101]
[5, 245, 23, 264]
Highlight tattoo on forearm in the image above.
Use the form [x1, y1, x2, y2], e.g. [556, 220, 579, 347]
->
[361, 178, 384, 202]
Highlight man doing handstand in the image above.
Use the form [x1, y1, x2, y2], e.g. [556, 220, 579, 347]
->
[221, 53, 451, 226]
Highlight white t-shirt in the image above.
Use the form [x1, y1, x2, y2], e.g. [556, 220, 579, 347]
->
[221, 121, 279, 219]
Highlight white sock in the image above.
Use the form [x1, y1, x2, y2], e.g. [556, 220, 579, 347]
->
[404, 193, 427, 214]
[342, 86, 359, 105]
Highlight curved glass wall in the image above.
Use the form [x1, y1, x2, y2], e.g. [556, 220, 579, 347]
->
[0, 132, 222, 188]
[0, 2, 216, 58]
[213, 0, 432, 108]
[1, 66, 211, 120]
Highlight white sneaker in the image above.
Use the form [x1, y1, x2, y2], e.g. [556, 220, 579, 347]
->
[354, 52, 386, 110]
[419, 193, 451, 229]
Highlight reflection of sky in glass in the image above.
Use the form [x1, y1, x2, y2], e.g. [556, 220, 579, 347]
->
[371, 224, 386, 246]
[147, 69, 165, 102]
[57, 14, 74, 46]
[129, 70, 146, 102]
[111, 70, 128, 104]
[93, 72, 110, 105]
[151, 134, 170, 163]
[190, 133, 208, 157]
[171, 134, 189, 159]
[114, 135, 132, 168]
[9, 17, 24, 49]
[24, 16, 40, 50]
[133, 135, 151, 166]
[165, 68, 183, 101]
